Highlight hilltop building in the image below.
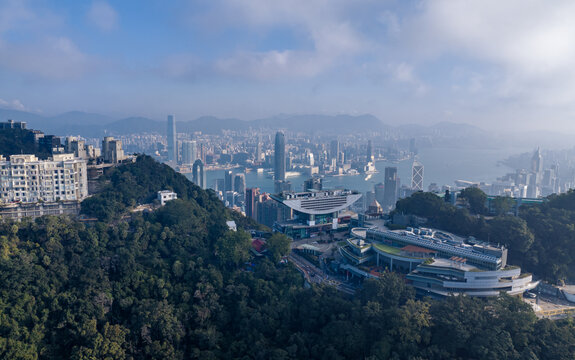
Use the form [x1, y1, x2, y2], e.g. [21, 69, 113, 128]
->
[65, 137, 100, 159]
[157, 190, 177, 206]
[0, 119, 26, 129]
[101, 137, 125, 164]
[271, 189, 361, 238]
[0, 154, 88, 204]
[339, 226, 537, 297]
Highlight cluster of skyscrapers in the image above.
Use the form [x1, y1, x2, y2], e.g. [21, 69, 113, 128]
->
[469, 148, 563, 198]
[165, 115, 206, 189]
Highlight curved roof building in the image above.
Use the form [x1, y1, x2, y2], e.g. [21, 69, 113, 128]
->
[271, 189, 362, 215]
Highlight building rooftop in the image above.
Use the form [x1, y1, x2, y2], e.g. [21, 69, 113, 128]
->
[401, 245, 436, 254]
[276, 189, 359, 200]
[419, 257, 479, 272]
[368, 228, 504, 268]
[271, 189, 362, 215]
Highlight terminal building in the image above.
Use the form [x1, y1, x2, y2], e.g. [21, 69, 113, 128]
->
[339, 226, 538, 297]
[271, 189, 362, 239]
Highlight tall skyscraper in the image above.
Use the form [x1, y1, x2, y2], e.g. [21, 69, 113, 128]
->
[531, 147, 542, 173]
[224, 170, 234, 192]
[274, 131, 286, 181]
[366, 140, 373, 163]
[409, 138, 417, 155]
[330, 140, 339, 161]
[374, 182, 385, 206]
[181, 140, 197, 165]
[383, 167, 399, 209]
[234, 173, 246, 194]
[411, 159, 424, 191]
[245, 187, 260, 220]
[255, 141, 262, 163]
[167, 115, 177, 162]
[304, 177, 322, 191]
[192, 159, 206, 189]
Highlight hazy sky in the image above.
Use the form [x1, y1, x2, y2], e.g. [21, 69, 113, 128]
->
[1, 0, 575, 131]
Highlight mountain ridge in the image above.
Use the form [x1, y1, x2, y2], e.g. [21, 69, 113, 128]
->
[0, 108, 485, 138]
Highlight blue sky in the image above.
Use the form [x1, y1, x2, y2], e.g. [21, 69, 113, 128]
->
[1, 0, 575, 131]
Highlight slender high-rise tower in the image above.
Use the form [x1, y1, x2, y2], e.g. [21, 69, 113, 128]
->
[366, 140, 373, 163]
[224, 170, 234, 192]
[274, 132, 286, 181]
[192, 159, 206, 189]
[330, 139, 339, 161]
[383, 167, 399, 209]
[411, 159, 424, 191]
[167, 115, 177, 162]
[531, 147, 542, 173]
[245, 187, 260, 220]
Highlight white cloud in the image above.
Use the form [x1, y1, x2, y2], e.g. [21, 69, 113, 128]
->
[0, 1, 94, 80]
[187, 0, 368, 79]
[0, 36, 91, 79]
[0, 98, 26, 111]
[87, 1, 118, 32]
[407, 0, 575, 105]
[387, 62, 427, 95]
[378, 11, 400, 34]
[0, 0, 34, 35]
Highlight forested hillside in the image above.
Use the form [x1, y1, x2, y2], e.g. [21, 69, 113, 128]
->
[0, 128, 52, 159]
[0, 156, 574, 359]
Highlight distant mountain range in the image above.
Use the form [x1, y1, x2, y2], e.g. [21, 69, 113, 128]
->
[0, 109, 478, 137]
[0, 108, 572, 149]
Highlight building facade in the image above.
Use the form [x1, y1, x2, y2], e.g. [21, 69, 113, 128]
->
[383, 167, 399, 209]
[274, 131, 286, 181]
[0, 154, 88, 203]
[102, 137, 125, 164]
[411, 160, 424, 191]
[192, 159, 206, 189]
[167, 115, 177, 162]
[181, 140, 197, 165]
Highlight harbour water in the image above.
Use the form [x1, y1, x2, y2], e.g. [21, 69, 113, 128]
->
[186, 146, 531, 194]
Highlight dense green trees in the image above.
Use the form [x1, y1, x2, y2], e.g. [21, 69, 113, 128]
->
[459, 187, 488, 214]
[1, 157, 575, 359]
[266, 233, 291, 262]
[0, 128, 52, 159]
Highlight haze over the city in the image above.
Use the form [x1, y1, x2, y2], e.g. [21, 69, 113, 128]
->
[2, 0, 575, 132]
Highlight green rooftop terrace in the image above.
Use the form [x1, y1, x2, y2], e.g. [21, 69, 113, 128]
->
[373, 243, 401, 255]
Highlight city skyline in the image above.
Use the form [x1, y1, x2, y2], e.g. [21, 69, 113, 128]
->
[1, 1, 575, 132]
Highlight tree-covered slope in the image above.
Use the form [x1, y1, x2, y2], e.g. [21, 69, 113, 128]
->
[0, 157, 574, 359]
[0, 128, 52, 159]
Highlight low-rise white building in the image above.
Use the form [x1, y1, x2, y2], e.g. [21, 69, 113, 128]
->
[157, 190, 177, 205]
[0, 154, 88, 204]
